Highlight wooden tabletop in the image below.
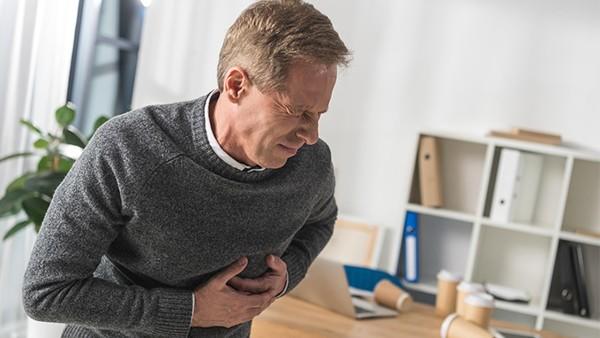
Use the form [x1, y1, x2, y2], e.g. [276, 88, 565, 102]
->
[251, 296, 565, 338]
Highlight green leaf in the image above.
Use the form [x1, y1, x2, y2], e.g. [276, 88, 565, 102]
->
[89, 116, 109, 139]
[24, 172, 67, 197]
[3, 220, 32, 240]
[6, 173, 35, 192]
[37, 156, 52, 171]
[19, 119, 43, 136]
[63, 126, 87, 148]
[37, 155, 74, 173]
[0, 152, 34, 163]
[33, 139, 49, 149]
[56, 157, 74, 172]
[0, 189, 33, 217]
[22, 197, 50, 227]
[55, 103, 76, 127]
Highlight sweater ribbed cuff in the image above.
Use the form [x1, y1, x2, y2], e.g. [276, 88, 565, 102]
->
[281, 252, 307, 294]
[149, 289, 194, 337]
[275, 273, 289, 298]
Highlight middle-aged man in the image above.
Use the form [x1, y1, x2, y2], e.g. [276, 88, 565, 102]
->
[23, 0, 351, 337]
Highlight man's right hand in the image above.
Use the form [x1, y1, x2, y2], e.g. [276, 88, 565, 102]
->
[191, 257, 274, 328]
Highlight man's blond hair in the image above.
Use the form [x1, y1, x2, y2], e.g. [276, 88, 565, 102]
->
[217, 0, 351, 93]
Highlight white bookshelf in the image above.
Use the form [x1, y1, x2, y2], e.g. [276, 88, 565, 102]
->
[390, 131, 600, 338]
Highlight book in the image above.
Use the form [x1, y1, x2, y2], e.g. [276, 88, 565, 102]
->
[490, 149, 543, 223]
[403, 212, 419, 283]
[418, 136, 443, 207]
[488, 128, 562, 145]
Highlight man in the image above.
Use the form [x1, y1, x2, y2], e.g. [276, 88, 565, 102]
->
[23, 0, 350, 337]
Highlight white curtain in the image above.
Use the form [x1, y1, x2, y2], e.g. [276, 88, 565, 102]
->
[0, 0, 79, 334]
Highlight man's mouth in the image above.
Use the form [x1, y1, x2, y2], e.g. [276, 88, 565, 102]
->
[279, 144, 301, 155]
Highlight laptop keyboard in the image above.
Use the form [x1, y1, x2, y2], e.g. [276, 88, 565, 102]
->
[354, 306, 375, 314]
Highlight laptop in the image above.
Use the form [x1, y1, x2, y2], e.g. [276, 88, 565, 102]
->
[289, 257, 398, 319]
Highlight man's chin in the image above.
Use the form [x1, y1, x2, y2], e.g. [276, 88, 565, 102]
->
[259, 157, 289, 169]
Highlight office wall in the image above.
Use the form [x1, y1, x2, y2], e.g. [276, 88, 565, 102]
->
[132, 0, 600, 269]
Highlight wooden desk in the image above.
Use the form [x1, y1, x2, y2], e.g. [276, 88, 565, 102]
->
[252, 296, 565, 338]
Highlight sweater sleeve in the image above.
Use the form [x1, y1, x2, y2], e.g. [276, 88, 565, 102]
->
[22, 123, 193, 337]
[280, 158, 338, 292]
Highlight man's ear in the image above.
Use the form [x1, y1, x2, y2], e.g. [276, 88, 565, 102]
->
[223, 67, 250, 103]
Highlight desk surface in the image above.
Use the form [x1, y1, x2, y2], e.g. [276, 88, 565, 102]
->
[252, 296, 565, 338]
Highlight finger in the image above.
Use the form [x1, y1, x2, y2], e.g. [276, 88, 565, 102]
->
[241, 291, 275, 309]
[228, 277, 270, 294]
[212, 257, 248, 286]
[266, 255, 287, 273]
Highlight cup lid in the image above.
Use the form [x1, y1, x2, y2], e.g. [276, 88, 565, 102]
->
[440, 313, 459, 338]
[437, 270, 462, 282]
[465, 292, 495, 308]
[458, 281, 485, 293]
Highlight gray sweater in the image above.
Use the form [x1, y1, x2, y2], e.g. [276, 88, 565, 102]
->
[22, 94, 337, 337]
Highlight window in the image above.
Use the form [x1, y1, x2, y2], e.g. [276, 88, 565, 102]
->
[67, 0, 147, 133]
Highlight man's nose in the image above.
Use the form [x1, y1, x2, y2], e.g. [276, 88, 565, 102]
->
[296, 117, 319, 145]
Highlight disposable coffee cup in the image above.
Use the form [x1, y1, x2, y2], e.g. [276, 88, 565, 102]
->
[374, 279, 413, 312]
[440, 313, 494, 338]
[435, 270, 462, 317]
[464, 292, 495, 328]
[456, 281, 485, 317]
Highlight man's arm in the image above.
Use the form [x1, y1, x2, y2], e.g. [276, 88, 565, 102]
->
[22, 124, 193, 337]
[280, 159, 338, 292]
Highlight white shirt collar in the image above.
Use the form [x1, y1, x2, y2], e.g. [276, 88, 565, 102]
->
[204, 90, 265, 172]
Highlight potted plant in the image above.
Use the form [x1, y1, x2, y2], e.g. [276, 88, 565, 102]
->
[0, 103, 108, 338]
[0, 103, 108, 240]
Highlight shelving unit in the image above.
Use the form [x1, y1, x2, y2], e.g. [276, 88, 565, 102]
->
[390, 131, 600, 338]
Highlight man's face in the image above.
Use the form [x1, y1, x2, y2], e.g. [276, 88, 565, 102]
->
[236, 62, 337, 169]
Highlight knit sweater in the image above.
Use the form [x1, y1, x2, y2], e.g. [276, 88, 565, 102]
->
[22, 93, 337, 338]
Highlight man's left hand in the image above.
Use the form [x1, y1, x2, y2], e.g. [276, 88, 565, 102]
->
[228, 254, 287, 297]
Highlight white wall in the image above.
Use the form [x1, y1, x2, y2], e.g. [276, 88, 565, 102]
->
[132, 0, 600, 269]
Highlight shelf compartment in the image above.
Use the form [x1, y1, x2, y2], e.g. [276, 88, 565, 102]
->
[495, 300, 541, 316]
[483, 147, 567, 230]
[543, 318, 600, 338]
[406, 203, 476, 223]
[409, 135, 487, 215]
[397, 214, 473, 288]
[562, 159, 600, 237]
[472, 226, 552, 310]
[492, 308, 538, 328]
[482, 218, 554, 237]
[559, 231, 600, 248]
[546, 241, 600, 322]
[544, 310, 600, 330]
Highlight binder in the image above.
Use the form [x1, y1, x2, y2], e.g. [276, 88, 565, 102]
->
[490, 149, 543, 223]
[571, 243, 590, 318]
[403, 212, 419, 283]
[548, 241, 590, 317]
[548, 242, 578, 314]
[418, 137, 443, 208]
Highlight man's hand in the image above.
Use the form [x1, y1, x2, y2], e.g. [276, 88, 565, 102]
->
[192, 257, 274, 328]
[228, 255, 288, 296]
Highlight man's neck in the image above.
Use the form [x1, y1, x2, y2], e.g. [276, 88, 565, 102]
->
[210, 93, 256, 167]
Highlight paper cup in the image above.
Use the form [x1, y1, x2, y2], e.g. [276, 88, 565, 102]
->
[464, 292, 495, 328]
[374, 279, 413, 312]
[456, 282, 485, 317]
[435, 270, 461, 317]
[440, 313, 494, 338]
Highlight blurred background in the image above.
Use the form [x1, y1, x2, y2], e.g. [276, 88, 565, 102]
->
[1, 0, 599, 337]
